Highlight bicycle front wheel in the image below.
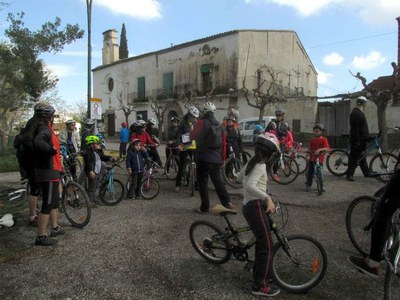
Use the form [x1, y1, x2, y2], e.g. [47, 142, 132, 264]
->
[384, 265, 400, 300]
[345, 196, 376, 257]
[165, 155, 179, 180]
[99, 179, 124, 206]
[369, 153, 398, 183]
[326, 149, 348, 176]
[222, 158, 243, 188]
[140, 177, 160, 200]
[271, 234, 327, 293]
[189, 220, 231, 264]
[62, 181, 91, 228]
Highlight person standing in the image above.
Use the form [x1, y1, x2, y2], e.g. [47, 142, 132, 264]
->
[81, 119, 95, 143]
[166, 117, 180, 160]
[346, 96, 371, 182]
[119, 122, 129, 158]
[30, 103, 65, 246]
[272, 109, 288, 143]
[126, 139, 148, 199]
[190, 102, 233, 213]
[59, 119, 81, 181]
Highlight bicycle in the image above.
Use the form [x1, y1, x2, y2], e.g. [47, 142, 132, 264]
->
[221, 143, 244, 189]
[98, 159, 125, 206]
[180, 151, 197, 197]
[306, 151, 328, 195]
[60, 146, 83, 181]
[126, 159, 161, 200]
[345, 181, 400, 299]
[189, 199, 327, 293]
[326, 133, 397, 183]
[289, 142, 308, 174]
[164, 147, 180, 180]
[268, 147, 299, 185]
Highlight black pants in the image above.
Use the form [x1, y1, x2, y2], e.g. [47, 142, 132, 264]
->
[175, 149, 195, 187]
[346, 144, 369, 177]
[119, 142, 127, 157]
[39, 181, 60, 214]
[128, 171, 143, 197]
[370, 170, 400, 261]
[196, 160, 230, 212]
[242, 199, 273, 290]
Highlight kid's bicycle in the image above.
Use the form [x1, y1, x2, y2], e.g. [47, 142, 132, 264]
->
[98, 160, 125, 206]
[268, 148, 299, 185]
[164, 147, 180, 180]
[221, 143, 243, 189]
[189, 199, 327, 293]
[126, 159, 161, 200]
[289, 142, 308, 174]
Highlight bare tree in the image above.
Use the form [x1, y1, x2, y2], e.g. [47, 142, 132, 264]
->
[242, 65, 287, 122]
[116, 84, 135, 125]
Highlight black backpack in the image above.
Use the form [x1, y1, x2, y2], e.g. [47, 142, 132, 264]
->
[205, 119, 223, 149]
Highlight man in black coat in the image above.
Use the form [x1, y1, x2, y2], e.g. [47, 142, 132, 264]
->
[346, 96, 371, 181]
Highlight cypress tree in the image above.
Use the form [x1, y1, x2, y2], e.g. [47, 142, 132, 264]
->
[119, 23, 129, 59]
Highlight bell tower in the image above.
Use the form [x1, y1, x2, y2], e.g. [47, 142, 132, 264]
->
[102, 29, 119, 65]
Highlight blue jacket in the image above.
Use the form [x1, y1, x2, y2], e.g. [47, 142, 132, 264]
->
[120, 127, 129, 143]
[126, 149, 148, 172]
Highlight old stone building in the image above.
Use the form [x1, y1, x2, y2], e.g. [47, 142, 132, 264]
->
[92, 29, 318, 137]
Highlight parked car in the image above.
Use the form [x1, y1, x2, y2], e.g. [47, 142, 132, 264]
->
[238, 116, 275, 144]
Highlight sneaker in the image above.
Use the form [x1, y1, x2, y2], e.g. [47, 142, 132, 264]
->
[174, 186, 180, 193]
[346, 176, 355, 182]
[252, 285, 280, 297]
[272, 174, 280, 182]
[305, 185, 310, 192]
[29, 215, 39, 227]
[135, 195, 140, 199]
[349, 255, 379, 278]
[35, 235, 58, 246]
[50, 226, 66, 237]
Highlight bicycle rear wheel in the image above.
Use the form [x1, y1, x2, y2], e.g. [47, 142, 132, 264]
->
[295, 154, 308, 174]
[316, 168, 324, 195]
[165, 155, 179, 180]
[345, 196, 376, 257]
[369, 153, 398, 183]
[270, 155, 299, 185]
[99, 179, 124, 206]
[271, 234, 327, 293]
[222, 158, 243, 188]
[62, 181, 91, 228]
[140, 177, 160, 200]
[189, 220, 231, 264]
[326, 149, 348, 176]
[384, 265, 400, 300]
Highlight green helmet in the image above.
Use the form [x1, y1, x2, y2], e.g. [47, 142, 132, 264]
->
[85, 135, 100, 145]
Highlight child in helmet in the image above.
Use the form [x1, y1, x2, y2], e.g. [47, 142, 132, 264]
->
[253, 124, 265, 144]
[82, 135, 115, 206]
[305, 123, 330, 192]
[236, 135, 280, 297]
[126, 139, 148, 199]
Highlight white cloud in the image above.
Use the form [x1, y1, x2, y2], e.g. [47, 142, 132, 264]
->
[47, 64, 79, 78]
[317, 69, 333, 84]
[323, 52, 344, 66]
[351, 51, 386, 70]
[244, 0, 400, 25]
[95, 0, 162, 20]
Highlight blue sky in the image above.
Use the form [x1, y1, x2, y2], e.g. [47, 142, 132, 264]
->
[1, 0, 399, 106]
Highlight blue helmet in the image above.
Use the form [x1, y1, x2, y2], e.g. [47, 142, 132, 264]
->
[254, 125, 264, 133]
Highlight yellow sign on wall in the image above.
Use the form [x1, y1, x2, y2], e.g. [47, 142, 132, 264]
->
[90, 98, 102, 120]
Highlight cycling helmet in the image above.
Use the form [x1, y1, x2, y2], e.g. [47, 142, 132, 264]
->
[170, 116, 180, 123]
[65, 119, 76, 125]
[131, 138, 141, 145]
[275, 109, 285, 116]
[121, 122, 128, 127]
[255, 134, 278, 152]
[188, 106, 200, 118]
[202, 102, 216, 115]
[138, 120, 147, 127]
[148, 117, 157, 126]
[229, 109, 239, 119]
[313, 122, 325, 131]
[34, 103, 55, 119]
[266, 121, 277, 131]
[356, 96, 368, 105]
[85, 135, 100, 145]
[226, 116, 236, 122]
[84, 119, 95, 126]
[254, 124, 264, 133]
[96, 133, 104, 139]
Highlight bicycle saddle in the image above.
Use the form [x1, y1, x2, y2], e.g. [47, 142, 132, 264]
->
[211, 204, 237, 216]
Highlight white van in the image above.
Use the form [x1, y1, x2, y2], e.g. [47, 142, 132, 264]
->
[238, 116, 275, 144]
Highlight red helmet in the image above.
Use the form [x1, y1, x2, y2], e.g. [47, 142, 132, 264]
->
[121, 122, 128, 127]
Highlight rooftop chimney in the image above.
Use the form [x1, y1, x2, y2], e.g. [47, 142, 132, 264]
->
[102, 29, 119, 65]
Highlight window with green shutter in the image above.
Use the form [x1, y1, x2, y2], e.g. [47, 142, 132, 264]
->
[163, 72, 173, 95]
[137, 77, 145, 100]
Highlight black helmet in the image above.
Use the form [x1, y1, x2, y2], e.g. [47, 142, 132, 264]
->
[275, 109, 285, 116]
[356, 96, 368, 105]
[84, 119, 95, 126]
[255, 135, 278, 152]
[34, 103, 55, 119]
[313, 122, 325, 131]
[170, 117, 180, 122]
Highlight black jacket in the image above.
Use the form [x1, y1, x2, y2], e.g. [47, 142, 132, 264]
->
[83, 147, 113, 175]
[349, 107, 369, 147]
[225, 126, 243, 157]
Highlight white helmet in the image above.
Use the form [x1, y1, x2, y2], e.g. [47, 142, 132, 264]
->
[356, 96, 368, 105]
[229, 108, 239, 119]
[148, 117, 157, 126]
[188, 106, 200, 118]
[203, 102, 216, 115]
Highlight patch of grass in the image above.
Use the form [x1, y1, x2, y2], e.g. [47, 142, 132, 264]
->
[0, 148, 19, 173]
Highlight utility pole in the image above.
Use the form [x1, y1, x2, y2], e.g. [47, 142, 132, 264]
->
[86, 0, 93, 118]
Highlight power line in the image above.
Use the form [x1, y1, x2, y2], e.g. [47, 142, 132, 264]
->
[307, 32, 396, 49]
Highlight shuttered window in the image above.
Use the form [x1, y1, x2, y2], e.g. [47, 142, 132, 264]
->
[163, 72, 173, 94]
[137, 77, 145, 100]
